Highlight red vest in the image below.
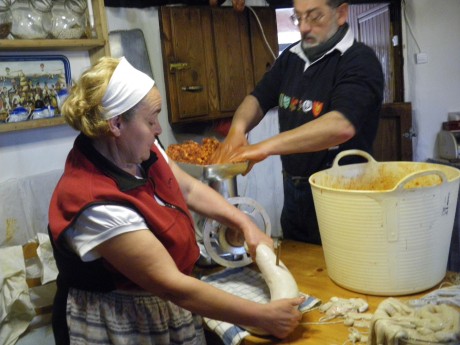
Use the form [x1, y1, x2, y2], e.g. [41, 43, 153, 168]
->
[49, 135, 199, 290]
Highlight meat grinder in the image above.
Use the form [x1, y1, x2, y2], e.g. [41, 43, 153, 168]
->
[177, 161, 271, 268]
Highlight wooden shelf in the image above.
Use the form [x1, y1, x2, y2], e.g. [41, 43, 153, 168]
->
[0, 117, 67, 133]
[0, 0, 110, 133]
[0, 38, 106, 51]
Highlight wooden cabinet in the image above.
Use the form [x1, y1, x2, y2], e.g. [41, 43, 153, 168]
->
[0, 0, 110, 133]
[159, 6, 278, 126]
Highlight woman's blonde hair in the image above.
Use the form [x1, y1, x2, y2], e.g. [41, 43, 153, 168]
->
[62, 57, 119, 138]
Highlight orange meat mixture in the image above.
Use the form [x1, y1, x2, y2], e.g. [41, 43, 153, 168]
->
[166, 138, 221, 165]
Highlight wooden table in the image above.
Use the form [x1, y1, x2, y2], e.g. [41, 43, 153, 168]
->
[241, 240, 451, 345]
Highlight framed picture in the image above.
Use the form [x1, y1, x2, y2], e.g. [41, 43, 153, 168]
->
[0, 55, 71, 124]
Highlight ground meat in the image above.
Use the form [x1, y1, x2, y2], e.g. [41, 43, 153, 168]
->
[166, 137, 220, 165]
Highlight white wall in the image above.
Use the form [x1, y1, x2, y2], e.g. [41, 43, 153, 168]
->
[403, 0, 460, 161]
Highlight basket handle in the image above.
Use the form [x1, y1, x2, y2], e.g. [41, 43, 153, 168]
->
[332, 149, 378, 168]
[395, 169, 448, 191]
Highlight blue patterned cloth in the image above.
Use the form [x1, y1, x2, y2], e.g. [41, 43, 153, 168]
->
[201, 267, 321, 345]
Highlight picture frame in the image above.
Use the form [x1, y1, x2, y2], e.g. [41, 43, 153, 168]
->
[0, 55, 71, 125]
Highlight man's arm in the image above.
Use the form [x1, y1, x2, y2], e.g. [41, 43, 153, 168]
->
[229, 94, 265, 137]
[211, 95, 264, 163]
[226, 110, 356, 165]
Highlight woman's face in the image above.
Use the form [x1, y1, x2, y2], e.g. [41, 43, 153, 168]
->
[117, 87, 163, 165]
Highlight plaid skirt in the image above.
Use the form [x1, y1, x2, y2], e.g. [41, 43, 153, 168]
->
[66, 288, 206, 345]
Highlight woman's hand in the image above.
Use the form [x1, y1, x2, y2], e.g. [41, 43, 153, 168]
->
[246, 297, 304, 339]
[241, 223, 273, 260]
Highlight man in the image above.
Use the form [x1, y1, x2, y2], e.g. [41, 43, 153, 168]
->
[212, 0, 384, 244]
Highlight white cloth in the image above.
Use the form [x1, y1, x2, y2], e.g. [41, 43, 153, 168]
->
[0, 169, 62, 247]
[0, 246, 35, 345]
[36, 233, 58, 285]
[101, 56, 155, 120]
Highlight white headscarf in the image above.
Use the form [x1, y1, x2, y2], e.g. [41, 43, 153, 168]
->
[101, 57, 155, 120]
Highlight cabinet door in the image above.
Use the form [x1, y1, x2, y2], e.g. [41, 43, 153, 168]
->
[160, 7, 210, 122]
[211, 8, 254, 112]
[160, 6, 278, 126]
[248, 7, 279, 84]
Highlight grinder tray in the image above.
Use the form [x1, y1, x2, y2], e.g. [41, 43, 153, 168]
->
[177, 161, 249, 180]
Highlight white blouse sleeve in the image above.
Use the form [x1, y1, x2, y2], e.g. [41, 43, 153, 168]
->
[63, 204, 148, 262]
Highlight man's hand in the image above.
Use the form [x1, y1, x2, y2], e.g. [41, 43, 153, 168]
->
[225, 142, 269, 175]
[210, 131, 248, 164]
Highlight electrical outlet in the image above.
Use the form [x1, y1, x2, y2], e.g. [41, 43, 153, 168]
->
[415, 53, 428, 64]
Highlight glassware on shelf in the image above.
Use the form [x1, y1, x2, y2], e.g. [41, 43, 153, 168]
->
[10, 0, 53, 39]
[51, 0, 88, 39]
[0, 0, 13, 39]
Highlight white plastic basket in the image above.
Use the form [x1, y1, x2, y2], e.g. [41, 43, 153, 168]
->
[309, 150, 460, 295]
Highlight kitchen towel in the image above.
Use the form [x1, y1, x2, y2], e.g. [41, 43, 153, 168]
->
[200, 267, 321, 345]
[36, 233, 58, 285]
[0, 245, 35, 345]
[0, 234, 58, 345]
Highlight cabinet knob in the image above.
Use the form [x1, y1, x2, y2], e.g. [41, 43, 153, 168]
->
[181, 86, 203, 92]
[169, 62, 189, 72]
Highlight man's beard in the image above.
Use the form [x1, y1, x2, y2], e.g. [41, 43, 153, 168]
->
[301, 22, 348, 62]
[301, 22, 339, 50]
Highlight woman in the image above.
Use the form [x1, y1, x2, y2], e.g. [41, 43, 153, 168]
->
[48, 56, 303, 345]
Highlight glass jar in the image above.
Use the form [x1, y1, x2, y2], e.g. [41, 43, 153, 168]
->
[51, 0, 88, 39]
[0, 0, 13, 39]
[11, 0, 53, 39]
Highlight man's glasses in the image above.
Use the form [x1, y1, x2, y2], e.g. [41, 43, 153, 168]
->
[290, 10, 326, 26]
